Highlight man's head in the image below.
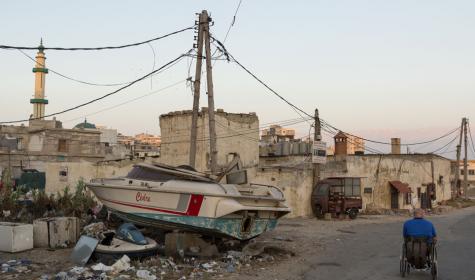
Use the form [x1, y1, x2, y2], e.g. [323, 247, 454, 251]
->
[414, 208, 425, 218]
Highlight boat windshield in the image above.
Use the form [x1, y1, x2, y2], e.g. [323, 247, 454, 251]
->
[127, 166, 181, 182]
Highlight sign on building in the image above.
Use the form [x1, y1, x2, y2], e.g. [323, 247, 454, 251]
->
[312, 141, 327, 164]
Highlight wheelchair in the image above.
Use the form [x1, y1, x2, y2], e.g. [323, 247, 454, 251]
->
[400, 237, 438, 279]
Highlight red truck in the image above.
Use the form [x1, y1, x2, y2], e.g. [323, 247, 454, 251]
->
[311, 177, 363, 219]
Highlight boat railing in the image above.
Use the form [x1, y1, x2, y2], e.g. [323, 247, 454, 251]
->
[249, 183, 285, 199]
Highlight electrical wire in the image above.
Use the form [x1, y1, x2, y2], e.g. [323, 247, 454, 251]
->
[161, 117, 312, 145]
[223, 0, 243, 43]
[321, 119, 460, 146]
[429, 134, 459, 154]
[18, 49, 140, 87]
[212, 37, 463, 149]
[468, 121, 475, 157]
[63, 79, 188, 124]
[0, 50, 192, 124]
[0, 26, 194, 51]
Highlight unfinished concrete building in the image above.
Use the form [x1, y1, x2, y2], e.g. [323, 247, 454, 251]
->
[159, 108, 259, 173]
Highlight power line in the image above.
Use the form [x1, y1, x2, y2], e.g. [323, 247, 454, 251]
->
[18, 49, 137, 87]
[321, 119, 460, 146]
[212, 36, 462, 148]
[429, 134, 459, 154]
[0, 50, 192, 124]
[0, 26, 194, 51]
[63, 79, 188, 124]
[211, 36, 312, 120]
[223, 0, 243, 43]
[468, 121, 475, 157]
[161, 117, 312, 145]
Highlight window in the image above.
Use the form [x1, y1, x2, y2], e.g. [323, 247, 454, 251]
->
[417, 187, 421, 199]
[342, 178, 361, 196]
[58, 139, 68, 152]
[469, 170, 475, 176]
[405, 192, 412, 205]
[461, 169, 464, 175]
[16, 138, 23, 150]
[59, 166, 68, 181]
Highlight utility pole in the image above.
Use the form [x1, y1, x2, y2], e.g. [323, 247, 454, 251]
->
[189, 11, 206, 168]
[313, 108, 321, 187]
[454, 118, 465, 198]
[203, 10, 219, 174]
[463, 118, 469, 199]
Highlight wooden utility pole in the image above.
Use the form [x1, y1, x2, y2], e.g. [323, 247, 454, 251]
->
[189, 12, 206, 168]
[454, 118, 465, 198]
[313, 108, 322, 187]
[463, 118, 469, 199]
[203, 10, 219, 174]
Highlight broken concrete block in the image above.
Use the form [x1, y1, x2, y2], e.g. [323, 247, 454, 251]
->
[0, 222, 33, 252]
[165, 232, 218, 258]
[33, 217, 80, 248]
[324, 213, 332, 220]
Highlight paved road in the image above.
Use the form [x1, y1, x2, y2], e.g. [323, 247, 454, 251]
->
[303, 208, 475, 280]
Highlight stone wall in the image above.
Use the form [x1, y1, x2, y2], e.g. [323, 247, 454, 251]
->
[159, 109, 259, 172]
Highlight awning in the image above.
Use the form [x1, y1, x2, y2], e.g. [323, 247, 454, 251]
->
[389, 180, 412, 193]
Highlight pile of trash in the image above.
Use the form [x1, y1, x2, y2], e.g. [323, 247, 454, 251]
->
[47, 239, 293, 279]
[0, 259, 36, 275]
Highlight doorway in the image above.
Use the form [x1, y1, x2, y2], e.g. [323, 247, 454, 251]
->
[391, 187, 399, 209]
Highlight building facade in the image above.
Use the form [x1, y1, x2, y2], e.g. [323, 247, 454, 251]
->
[159, 108, 259, 173]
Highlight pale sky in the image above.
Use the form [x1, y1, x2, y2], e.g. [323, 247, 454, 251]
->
[1, 1, 474, 157]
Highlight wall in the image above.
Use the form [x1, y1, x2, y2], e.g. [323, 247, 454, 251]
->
[159, 109, 259, 172]
[321, 154, 453, 210]
[253, 166, 314, 218]
[253, 154, 453, 218]
[39, 159, 139, 193]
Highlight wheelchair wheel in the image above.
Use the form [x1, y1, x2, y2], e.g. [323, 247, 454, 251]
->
[400, 244, 407, 277]
[431, 261, 438, 280]
[400, 258, 407, 277]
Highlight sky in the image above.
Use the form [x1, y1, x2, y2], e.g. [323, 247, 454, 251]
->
[1, 1, 474, 157]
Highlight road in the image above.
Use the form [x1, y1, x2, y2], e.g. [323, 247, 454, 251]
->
[302, 207, 475, 280]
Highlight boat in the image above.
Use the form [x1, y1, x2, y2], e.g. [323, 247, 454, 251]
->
[86, 162, 290, 240]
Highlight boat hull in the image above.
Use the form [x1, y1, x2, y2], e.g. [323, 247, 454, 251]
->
[111, 210, 278, 240]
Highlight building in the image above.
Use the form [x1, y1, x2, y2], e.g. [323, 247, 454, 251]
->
[261, 125, 295, 143]
[159, 108, 259, 173]
[134, 133, 161, 146]
[327, 131, 365, 155]
[456, 160, 475, 196]
[0, 42, 136, 193]
[254, 132, 454, 217]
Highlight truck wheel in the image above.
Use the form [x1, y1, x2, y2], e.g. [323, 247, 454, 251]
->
[314, 206, 324, 219]
[348, 209, 358, 219]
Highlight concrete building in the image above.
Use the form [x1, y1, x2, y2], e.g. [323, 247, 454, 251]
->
[456, 160, 475, 196]
[255, 153, 453, 217]
[159, 108, 259, 173]
[327, 131, 365, 156]
[261, 125, 295, 143]
[134, 133, 161, 146]
[0, 44, 136, 193]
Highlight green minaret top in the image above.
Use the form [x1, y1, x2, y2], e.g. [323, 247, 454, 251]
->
[38, 38, 44, 53]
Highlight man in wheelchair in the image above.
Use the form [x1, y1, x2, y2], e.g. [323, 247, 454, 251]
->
[402, 209, 437, 270]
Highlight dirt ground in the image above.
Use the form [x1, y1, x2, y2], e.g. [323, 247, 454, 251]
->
[224, 214, 409, 280]
[0, 213, 413, 280]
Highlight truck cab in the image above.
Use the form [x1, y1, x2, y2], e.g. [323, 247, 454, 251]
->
[311, 177, 363, 219]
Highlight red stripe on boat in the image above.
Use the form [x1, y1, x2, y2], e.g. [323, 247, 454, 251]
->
[186, 194, 204, 216]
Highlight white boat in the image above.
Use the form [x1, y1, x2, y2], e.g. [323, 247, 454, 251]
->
[86, 163, 290, 240]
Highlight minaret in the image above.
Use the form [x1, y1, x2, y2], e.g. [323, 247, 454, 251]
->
[30, 39, 49, 120]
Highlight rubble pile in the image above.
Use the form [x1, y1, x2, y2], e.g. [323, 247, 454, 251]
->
[38, 249, 288, 280]
[0, 259, 36, 278]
